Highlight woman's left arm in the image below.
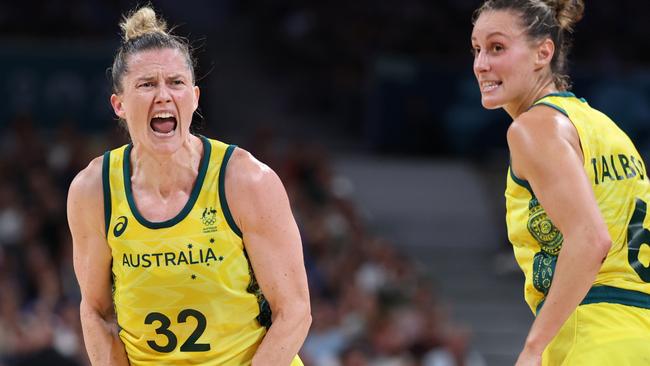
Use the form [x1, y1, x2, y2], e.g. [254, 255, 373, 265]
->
[226, 148, 312, 366]
[508, 108, 612, 365]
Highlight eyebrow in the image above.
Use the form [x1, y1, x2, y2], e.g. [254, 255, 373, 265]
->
[133, 74, 188, 83]
[166, 74, 188, 80]
[134, 75, 156, 83]
[471, 31, 510, 41]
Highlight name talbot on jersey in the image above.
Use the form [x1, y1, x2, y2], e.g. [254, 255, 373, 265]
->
[591, 154, 646, 185]
[121, 247, 220, 268]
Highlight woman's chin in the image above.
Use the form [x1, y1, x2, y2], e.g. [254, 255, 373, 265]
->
[480, 96, 503, 110]
[143, 131, 184, 155]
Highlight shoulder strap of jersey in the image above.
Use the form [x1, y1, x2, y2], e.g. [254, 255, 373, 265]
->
[102, 150, 112, 237]
[215, 141, 243, 238]
[528, 92, 575, 117]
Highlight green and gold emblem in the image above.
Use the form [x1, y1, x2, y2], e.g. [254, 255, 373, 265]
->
[527, 198, 563, 255]
[532, 251, 557, 295]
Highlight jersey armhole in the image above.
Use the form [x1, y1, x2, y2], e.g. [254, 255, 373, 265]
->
[102, 150, 112, 238]
[509, 162, 534, 195]
[219, 145, 243, 238]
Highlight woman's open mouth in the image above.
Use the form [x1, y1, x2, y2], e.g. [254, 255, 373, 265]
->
[150, 112, 178, 136]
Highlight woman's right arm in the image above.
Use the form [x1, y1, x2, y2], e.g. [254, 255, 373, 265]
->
[508, 108, 611, 365]
[67, 157, 130, 366]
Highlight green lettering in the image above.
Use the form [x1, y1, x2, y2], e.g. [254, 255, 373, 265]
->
[591, 158, 599, 185]
[610, 155, 624, 180]
[601, 156, 614, 182]
[152, 253, 163, 267]
[631, 156, 645, 180]
[619, 154, 636, 179]
[164, 252, 176, 266]
[189, 250, 200, 264]
[130, 254, 140, 268]
[177, 251, 189, 265]
[142, 254, 151, 268]
[122, 253, 130, 267]
[205, 248, 217, 263]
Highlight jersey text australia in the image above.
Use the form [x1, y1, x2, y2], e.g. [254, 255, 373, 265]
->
[103, 136, 274, 365]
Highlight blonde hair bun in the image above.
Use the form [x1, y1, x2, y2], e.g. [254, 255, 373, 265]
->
[120, 6, 168, 42]
[547, 0, 584, 32]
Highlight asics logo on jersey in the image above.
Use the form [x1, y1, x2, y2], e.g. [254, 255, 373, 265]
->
[114, 216, 128, 237]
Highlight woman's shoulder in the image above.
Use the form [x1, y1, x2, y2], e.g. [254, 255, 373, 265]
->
[507, 104, 582, 180]
[508, 104, 576, 147]
[68, 155, 105, 210]
[225, 147, 276, 186]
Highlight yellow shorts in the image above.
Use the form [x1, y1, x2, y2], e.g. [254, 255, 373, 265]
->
[543, 302, 650, 365]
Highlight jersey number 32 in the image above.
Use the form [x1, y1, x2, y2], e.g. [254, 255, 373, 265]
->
[145, 309, 210, 353]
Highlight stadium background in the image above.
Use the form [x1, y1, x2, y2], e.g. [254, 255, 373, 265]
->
[1, 0, 649, 365]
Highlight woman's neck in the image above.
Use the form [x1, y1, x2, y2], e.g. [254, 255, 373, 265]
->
[505, 77, 558, 120]
[130, 135, 203, 199]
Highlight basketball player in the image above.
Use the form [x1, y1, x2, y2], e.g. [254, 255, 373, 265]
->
[471, 1, 650, 365]
[67, 6, 310, 365]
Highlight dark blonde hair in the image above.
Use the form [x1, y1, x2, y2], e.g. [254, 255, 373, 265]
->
[110, 6, 195, 94]
[473, 0, 584, 91]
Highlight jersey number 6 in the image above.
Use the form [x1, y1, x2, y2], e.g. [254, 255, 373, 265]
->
[145, 309, 210, 352]
[626, 198, 650, 282]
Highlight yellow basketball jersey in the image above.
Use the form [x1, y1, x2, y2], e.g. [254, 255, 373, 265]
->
[505, 92, 650, 314]
[102, 136, 301, 365]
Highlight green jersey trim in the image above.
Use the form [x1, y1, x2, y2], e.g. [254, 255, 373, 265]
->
[536, 285, 650, 314]
[123, 135, 212, 229]
[102, 150, 112, 238]
[532, 91, 575, 104]
[530, 91, 587, 107]
[531, 102, 569, 117]
[219, 145, 243, 238]
[509, 165, 533, 195]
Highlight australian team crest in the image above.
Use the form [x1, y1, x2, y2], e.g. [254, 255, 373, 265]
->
[527, 198, 563, 255]
[201, 207, 218, 233]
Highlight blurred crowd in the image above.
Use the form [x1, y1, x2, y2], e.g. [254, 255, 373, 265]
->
[242, 0, 650, 140]
[0, 116, 98, 366]
[251, 129, 486, 366]
[3, 1, 649, 146]
[0, 117, 485, 366]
